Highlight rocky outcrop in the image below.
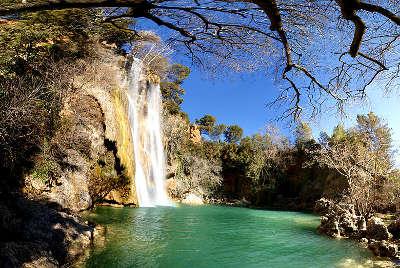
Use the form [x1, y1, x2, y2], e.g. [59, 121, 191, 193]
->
[316, 198, 360, 238]
[388, 219, 400, 239]
[24, 93, 128, 212]
[366, 217, 392, 241]
[189, 124, 202, 144]
[368, 240, 398, 258]
[24, 82, 135, 211]
[166, 178, 178, 199]
[315, 198, 400, 260]
[181, 193, 204, 205]
[0, 195, 99, 267]
[2, 48, 131, 267]
[74, 53, 138, 205]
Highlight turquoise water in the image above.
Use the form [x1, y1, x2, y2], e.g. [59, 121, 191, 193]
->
[82, 205, 375, 268]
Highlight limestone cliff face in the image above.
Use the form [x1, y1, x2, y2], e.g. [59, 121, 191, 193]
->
[24, 92, 129, 211]
[24, 50, 139, 210]
[71, 52, 138, 207]
[23, 49, 172, 210]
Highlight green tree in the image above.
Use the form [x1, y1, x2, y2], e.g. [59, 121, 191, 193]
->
[195, 114, 216, 136]
[330, 124, 347, 144]
[295, 122, 313, 146]
[0, 9, 138, 77]
[356, 112, 391, 153]
[224, 125, 243, 143]
[209, 124, 227, 142]
[161, 64, 190, 114]
[314, 112, 396, 218]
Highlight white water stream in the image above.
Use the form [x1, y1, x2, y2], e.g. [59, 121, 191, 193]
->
[127, 59, 171, 207]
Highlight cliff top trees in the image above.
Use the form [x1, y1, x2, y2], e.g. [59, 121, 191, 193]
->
[314, 112, 395, 218]
[224, 125, 243, 144]
[195, 114, 244, 144]
[210, 124, 227, 142]
[195, 114, 216, 136]
[161, 64, 190, 115]
[0, 9, 138, 77]
[295, 122, 313, 146]
[1, 1, 399, 119]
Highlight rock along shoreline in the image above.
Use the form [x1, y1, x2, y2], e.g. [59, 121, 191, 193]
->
[315, 198, 400, 264]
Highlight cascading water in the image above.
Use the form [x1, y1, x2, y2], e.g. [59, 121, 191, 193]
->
[127, 58, 172, 207]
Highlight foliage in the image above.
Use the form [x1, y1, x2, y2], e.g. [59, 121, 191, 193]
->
[311, 112, 397, 217]
[224, 125, 243, 144]
[30, 140, 60, 186]
[295, 122, 313, 147]
[0, 9, 137, 77]
[88, 152, 130, 204]
[209, 124, 227, 142]
[163, 111, 223, 198]
[0, 60, 74, 183]
[174, 153, 222, 198]
[238, 131, 290, 191]
[195, 114, 216, 136]
[161, 64, 190, 115]
[331, 124, 346, 143]
[163, 111, 191, 165]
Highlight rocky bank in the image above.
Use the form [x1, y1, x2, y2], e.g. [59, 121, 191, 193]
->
[315, 198, 400, 261]
[0, 52, 137, 267]
[0, 194, 102, 267]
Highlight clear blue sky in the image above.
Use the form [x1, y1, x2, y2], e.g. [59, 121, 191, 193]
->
[180, 69, 284, 137]
[179, 65, 400, 162]
[135, 18, 400, 161]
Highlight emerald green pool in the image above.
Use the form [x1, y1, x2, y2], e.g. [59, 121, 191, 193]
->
[81, 205, 375, 268]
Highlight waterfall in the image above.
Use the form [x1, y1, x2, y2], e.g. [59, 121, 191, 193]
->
[127, 59, 172, 207]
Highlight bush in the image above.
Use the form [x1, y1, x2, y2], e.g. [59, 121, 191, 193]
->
[172, 153, 222, 198]
[88, 152, 130, 204]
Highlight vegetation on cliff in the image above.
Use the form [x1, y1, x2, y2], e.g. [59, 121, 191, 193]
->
[0, 1, 399, 265]
[0, 9, 141, 266]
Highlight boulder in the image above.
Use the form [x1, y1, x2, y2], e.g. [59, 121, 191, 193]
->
[339, 212, 358, 234]
[0, 197, 96, 267]
[314, 198, 334, 215]
[104, 190, 136, 206]
[316, 198, 359, 238]
[319, 216, 341, 237]
[181, 193, 204, 205]
[368, 240, 398, 258]
[366, 217, 392, 241]
[166, 178, 177, 195]
[47, 172, 92, 212]
[388, 219, 400, 239]
[359, 237, 369, 247]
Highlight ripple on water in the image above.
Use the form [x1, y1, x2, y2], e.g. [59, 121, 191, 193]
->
[82, 205, 381, 268]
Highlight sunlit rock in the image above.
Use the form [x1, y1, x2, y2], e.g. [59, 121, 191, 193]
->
[189, 124, 202, 144]
[182, 193, 204, 205]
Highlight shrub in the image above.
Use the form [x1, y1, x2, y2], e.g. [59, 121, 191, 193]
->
[88, 152, 130, 204]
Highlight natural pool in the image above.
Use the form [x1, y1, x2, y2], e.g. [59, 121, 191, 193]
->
[80, 205, 377, 268]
